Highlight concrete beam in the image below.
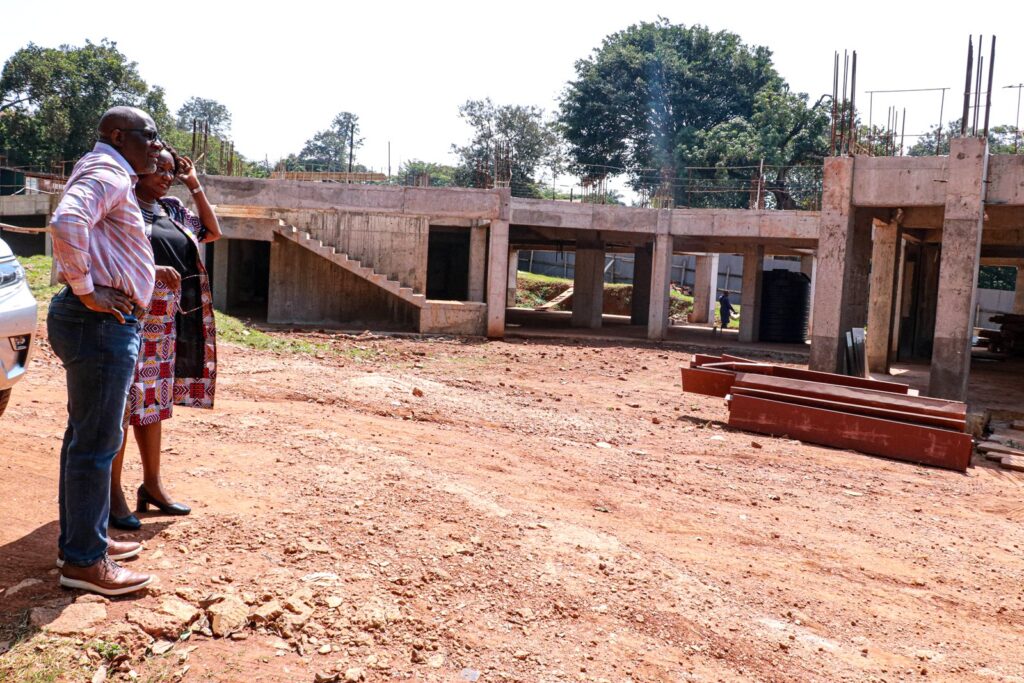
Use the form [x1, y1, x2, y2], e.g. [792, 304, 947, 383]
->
[690, 254, 719, 324]
[468, 224, 487, 302]
[738, 246, 765, 343]
[571, 231, 604, 329]
[929, 137, 989, 401]
[647, 214, 672, 340]
[866, 222, 903, 374]
[0, 195, 51, 216]
[202, 176, 502, 220]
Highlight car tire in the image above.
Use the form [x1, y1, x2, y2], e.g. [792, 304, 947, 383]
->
[0, 388, 10, 418]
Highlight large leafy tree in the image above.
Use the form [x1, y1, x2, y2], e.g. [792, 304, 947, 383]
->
[176, 97, 232, 137]
[451, 98, 559, 198]
[291, 112, 363, 172]
[559, 19, 827, 208]
[0, 40, 165, 168]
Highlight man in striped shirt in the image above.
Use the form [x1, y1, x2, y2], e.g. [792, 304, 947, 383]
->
[47, 106, 163, 596]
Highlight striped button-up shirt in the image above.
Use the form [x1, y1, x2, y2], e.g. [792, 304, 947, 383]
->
[50, 142, 156, 307]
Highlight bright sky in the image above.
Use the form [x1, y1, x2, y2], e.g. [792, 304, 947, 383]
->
[2, 0, 1021, 184]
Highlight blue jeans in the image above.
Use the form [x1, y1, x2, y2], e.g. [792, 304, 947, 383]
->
[47, 289, 140, 567]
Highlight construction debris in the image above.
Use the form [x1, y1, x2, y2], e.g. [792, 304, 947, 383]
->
[981, 314, 1024, 356]
[980, 422, 1024, 472]
[681, 355, 972, 472]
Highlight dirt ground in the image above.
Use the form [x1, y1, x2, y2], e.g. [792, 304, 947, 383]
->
[1, 321, 1023, 682]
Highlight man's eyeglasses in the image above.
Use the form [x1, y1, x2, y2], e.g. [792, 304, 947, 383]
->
[119, 128, 159, 142]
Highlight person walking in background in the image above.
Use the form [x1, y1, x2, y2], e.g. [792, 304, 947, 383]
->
[718, 291, 737, 329]
[47, 107, 162, 596]
[109, 145, 221, 529]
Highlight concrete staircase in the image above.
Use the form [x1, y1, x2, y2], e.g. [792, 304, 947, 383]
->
[273, 222, 486, 335]
[276, 223, 428, 309]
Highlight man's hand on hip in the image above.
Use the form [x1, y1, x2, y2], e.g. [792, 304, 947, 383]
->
[79, 286, 134, 324]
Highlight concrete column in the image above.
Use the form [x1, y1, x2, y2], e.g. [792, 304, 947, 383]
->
[468, 224, 487, 302]
[866, 221, 903, 374]
[929, 137, 989, 401]
[571, 232, 605, 329]
[631, 244, 652, 324]
[738, 246, 765, 343]
[890, 239, 907, 359]
[1015, 267, 1024, 315]
[800, 255, 816, 335]
[507, 249, 519, 307]
[691, 254, 719, 324]
[647, 215, 673, 340]
[485, 221, 510, 338]
[809, 157, 873, 372]
[212, 238, 230, 311]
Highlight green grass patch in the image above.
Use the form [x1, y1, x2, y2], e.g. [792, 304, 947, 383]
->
[214, 311, 332, 355]
[21, 254, 62, 303]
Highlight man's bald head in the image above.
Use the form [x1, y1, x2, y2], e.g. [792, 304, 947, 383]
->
[96, 106, 161, 174]
[98, 107, 153, 140]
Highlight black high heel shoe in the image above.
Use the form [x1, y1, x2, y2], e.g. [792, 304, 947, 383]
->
[109, 512, 142, 530]
[137, 485, 191, 516]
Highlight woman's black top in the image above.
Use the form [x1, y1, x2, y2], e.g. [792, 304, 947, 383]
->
[141, 202, 204, 377]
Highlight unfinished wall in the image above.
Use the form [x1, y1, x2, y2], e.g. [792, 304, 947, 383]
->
[267, 234, 418, 329]
[278, 210, 429, 293]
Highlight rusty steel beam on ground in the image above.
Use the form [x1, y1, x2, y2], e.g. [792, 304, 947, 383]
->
[729, 386, 966, 432]
[727, 394, 973, 472]
[680, 366, 736, 398]
[731, 373, 966, 422]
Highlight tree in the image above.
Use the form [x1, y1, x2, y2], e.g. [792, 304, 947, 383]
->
[175, 97, 232, 136]
[394, 160, 456, 187]
[687, 88, 830, 208]
[451, 98, 559, 197]
[291, 112, 363, 172]
[0, 40, 163, 168]
[559, 19, 827, 207]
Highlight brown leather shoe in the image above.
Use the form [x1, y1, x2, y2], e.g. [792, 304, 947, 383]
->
[59, 557, 154, 596]
[56, 539, 142, 568]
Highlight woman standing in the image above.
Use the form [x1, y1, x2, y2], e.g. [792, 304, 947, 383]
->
[109, 145, 221, 529]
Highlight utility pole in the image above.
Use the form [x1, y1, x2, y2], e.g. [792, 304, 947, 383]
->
[1006, 83, 1024, 153]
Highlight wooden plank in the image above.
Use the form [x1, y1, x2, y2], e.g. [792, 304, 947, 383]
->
[732, 373, 966, 421]
[731, 386, 966, 431]
[727, 393, 973, 471]
[976, 441, 1024, 457]
[1001, 455, 1024, 472]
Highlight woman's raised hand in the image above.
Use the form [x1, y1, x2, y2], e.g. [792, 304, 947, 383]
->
[177, 156, 200, 190]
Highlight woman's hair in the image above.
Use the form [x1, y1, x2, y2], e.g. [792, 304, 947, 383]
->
[160, 142, 183, 176]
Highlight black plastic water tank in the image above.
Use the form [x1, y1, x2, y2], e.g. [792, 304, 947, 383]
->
[758, 269, 811, 343]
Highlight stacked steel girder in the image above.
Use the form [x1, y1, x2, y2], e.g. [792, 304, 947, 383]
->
[681, 355, 973, 472]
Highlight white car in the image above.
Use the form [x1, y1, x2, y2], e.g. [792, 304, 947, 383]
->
[0, 237, 37, 417]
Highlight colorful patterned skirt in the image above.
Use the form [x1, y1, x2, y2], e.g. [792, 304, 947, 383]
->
[125, 273, 216, 426]
[126, 281, 179, 426]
